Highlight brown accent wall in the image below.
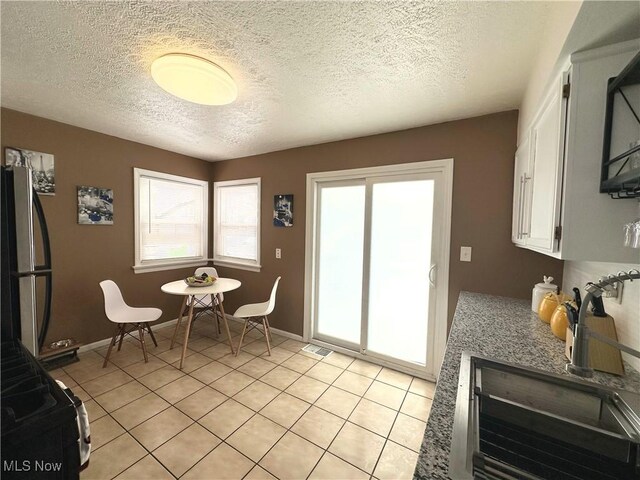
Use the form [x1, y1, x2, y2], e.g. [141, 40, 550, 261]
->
[210, 110, 564, 335]
[1, 108, 211, 346]
[1, 107, 564, 347]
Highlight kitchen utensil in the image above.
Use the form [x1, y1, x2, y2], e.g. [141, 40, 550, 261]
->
[565, 313, 624, 375]
[538, 292, 571, 324]
[590, 290, 607, 317]
[531, 276, 557, 312]
[572, 287, 582, 311]
[563, 302, 579, 331]
[568, 303, 578, 328]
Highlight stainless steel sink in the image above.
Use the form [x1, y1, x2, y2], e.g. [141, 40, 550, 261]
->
[449, 352, 640, 480]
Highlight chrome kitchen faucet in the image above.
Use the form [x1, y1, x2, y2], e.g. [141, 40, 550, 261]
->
[567, 269, 640, 378]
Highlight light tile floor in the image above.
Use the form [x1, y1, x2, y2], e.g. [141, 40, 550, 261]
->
[53, 319, 434, 480]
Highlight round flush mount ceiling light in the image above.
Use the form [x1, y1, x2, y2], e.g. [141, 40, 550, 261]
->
[151, 53, 237, 105]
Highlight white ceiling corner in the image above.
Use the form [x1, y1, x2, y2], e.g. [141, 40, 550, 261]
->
[1, 1, 562, 161]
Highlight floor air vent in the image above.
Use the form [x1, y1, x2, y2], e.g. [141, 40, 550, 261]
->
[302, 344, 333, 357]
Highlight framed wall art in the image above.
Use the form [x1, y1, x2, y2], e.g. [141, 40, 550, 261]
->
[77, 186, 113, 225]
[5, 146, 55, 195]
[273, 194, 293, 227]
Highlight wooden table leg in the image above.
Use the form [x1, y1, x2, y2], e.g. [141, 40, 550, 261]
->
[211, 295, 221, 337]
[179, 297, 195, 370]
[216, 295, 235, 355]
[171, 295, 188, 349]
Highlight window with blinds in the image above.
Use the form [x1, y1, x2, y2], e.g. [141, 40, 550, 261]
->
[213, 178, 261, 271]
[134, 168, 208, 272]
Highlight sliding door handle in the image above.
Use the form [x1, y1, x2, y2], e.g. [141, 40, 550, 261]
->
[429, 264, 437, 288]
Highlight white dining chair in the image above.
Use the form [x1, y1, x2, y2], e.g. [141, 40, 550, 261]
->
[99, 280, 162, 368]
[190, 267, 223, 334]
[234, 276, 281, 356]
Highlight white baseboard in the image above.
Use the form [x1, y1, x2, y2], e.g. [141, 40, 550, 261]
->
[224, 315, 304, 341]
[78, 318, 179, 353]
[78, 315, 304, 354]
[269, 326, 304, 342]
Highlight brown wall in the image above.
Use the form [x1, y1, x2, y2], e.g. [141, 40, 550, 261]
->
[1, 107, 564, 346]
[1, 108, 211, 346]
[210, 110, 564, 335]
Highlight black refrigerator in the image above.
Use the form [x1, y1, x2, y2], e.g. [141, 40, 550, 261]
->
[1, 165, 53, 353]
[1, 165, 81, 479]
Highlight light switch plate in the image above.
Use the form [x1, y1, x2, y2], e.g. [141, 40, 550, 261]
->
[460, 246, 472, 262]
[275, 248, 281, 259]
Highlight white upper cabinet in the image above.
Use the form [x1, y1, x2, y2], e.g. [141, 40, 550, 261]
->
[527, 74, 568, 252]
[513, 39, 640, 263]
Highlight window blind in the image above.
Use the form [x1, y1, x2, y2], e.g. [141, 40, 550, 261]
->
[216, 183, 258, 261]
[138, 176, 205, 261]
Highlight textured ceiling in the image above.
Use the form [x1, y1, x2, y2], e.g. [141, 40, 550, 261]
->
[2, 1, 561, 161]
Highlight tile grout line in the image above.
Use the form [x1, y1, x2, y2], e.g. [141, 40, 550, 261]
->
[90, 380, 177, 478]
[72, 328, 433, 479]
[81, 330, 288, 478]
[83, 335, 237, 479]
[370, 387, 410, 478]
[179, 349, 322, 478]
[71, 341, 186, 479]
[80, 336, 199, 478]
[177, 341, 302, 480]
[75, 340, 424, 443]
[317, 364, 396, 478]
[86, 339, 432, 456]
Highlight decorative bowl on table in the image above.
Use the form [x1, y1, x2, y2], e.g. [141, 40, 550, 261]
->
[184, 274, 217, 287]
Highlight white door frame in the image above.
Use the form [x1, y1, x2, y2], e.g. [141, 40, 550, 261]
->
[303, 159, 454, 381]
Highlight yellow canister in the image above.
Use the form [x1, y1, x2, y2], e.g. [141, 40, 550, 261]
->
[550, 302, 576, 341]
[538, 292, 570, 324]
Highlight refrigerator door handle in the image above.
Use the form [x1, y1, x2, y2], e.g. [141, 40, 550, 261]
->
[32, 188, 52, 351]
[32, 188, 52, 270]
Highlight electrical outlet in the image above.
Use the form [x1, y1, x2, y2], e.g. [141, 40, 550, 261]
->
[460, 246, 472, 262]
[275, 248, 281, 259]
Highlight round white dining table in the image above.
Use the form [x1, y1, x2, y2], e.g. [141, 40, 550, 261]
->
[161, 278, 241, 369]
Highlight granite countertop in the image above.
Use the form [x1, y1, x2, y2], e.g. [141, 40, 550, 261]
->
[413, 291, 640, 480]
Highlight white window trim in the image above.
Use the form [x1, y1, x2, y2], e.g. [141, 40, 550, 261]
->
[213, 177, 261, 271]
[133, 168, 209, 274]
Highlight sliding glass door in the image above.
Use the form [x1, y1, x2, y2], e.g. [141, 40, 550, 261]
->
[309, 161, 451, 377]
[315, 182, 365, 348]
[365, 178, 435, 365]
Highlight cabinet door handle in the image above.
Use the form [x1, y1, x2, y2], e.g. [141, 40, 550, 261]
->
[517, 175, 525, 239]
[522, 175, 531, 237]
